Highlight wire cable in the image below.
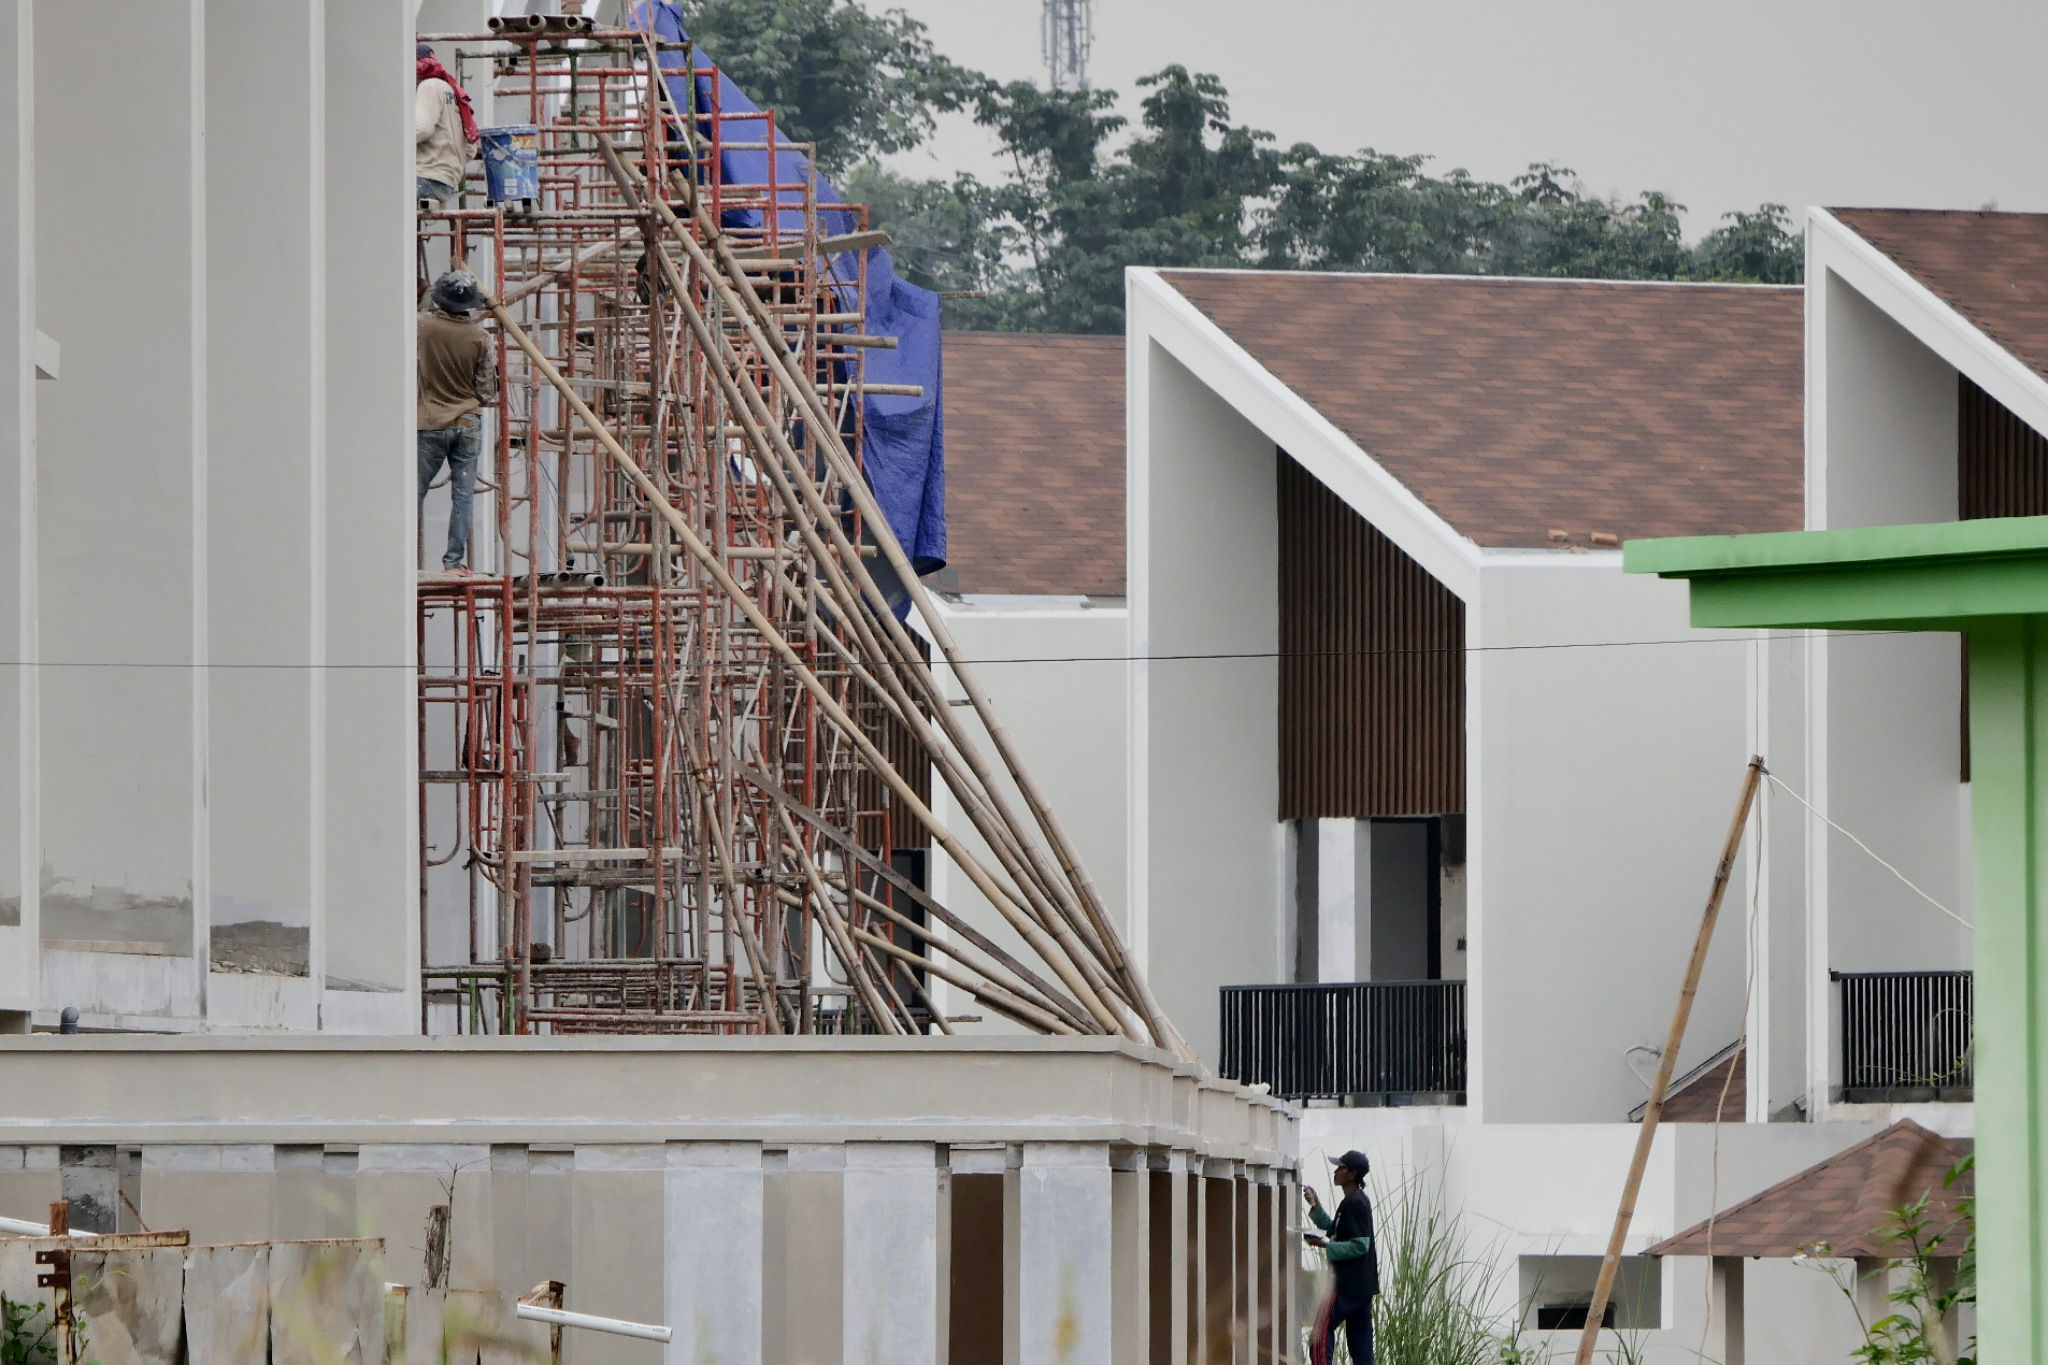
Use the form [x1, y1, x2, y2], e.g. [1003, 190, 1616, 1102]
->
[1763, 770, 1971, 931]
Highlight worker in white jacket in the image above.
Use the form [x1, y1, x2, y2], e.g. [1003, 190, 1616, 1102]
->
[415, 43, 478, 205]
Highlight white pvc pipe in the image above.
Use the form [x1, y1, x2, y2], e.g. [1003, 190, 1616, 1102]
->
[0, 1215, 102, 1238]
[514, 1302, 672, 1343]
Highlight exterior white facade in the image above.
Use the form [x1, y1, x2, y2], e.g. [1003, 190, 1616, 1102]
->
[0, 0, 418, 1034]
[1118, 259, 1981, 1358]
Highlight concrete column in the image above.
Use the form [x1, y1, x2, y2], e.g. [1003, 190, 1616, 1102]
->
[844, 1143, 939, 1365]
[1315, 819, 1360, 982]
[0, 1146, 57, 1227]
[273, 1145, 327, 1241]
[1707, 1256, 1744, 1365]
[665, 1141, 763, 1365]
[766, 1145, 843, 1365]
[1109, 1148, 1148, 1364]
[34, 0, 206, 1024]
[483, 1145, 530, 1297]
[0, 0, 37, 1020]
[138, 1145, 277, 1244]
[356, 1143, 489, 1287]
[319, 0, 416, 1030]
[201, 0, 324, 1029]
[1017, 1143, 1112, 1365]
[572, 1146, 664, 1363]
[525, 1149, 573, 1289]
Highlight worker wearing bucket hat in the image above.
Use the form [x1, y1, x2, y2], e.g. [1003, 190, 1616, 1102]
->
[1304, 1149, 1379, 1364]
[418, 272, 498, 574]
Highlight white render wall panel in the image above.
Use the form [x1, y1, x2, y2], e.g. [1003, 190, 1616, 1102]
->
[1469, 565, 1753, 1123]
[320, 0, 415, 1013]
[0, 0, 35, 1012]
[1132, 343, 1282, 1063]
[32, 0, 207, 1010]
[842, 1143, 940, 1365]
[1016, 1143, 1113, 1365]
[204, 0, 322, 1000]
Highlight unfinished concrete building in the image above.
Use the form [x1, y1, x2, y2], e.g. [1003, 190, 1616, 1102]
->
[0, 6, 1296, 1362]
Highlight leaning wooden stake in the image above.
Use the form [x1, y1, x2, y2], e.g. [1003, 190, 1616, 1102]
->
[1575, 755, 1764, 1365]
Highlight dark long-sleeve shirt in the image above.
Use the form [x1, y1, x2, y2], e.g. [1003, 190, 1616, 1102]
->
[1313, 1191, 1379, 1301]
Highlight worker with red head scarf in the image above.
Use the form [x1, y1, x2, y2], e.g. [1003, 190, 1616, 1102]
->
[415, 42, 480, 206]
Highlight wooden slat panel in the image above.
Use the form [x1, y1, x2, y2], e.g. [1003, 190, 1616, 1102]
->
[1277, 451, 1464, 818]
[1960, 374, 2048, 519]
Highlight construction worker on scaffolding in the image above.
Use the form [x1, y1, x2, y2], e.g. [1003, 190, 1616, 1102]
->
[415, 42, 479, 207]
[418, 271, 498, 576]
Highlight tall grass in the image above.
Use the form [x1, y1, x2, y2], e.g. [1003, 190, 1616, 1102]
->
[1368, 1171, 1515, 1365]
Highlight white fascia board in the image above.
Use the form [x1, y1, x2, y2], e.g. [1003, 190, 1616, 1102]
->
[1477, 548, 1624, 571]
[1810, 208, 2048, 439]
[1127, 269, 1482, 602]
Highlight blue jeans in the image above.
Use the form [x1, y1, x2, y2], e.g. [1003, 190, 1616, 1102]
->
[418, 418, 481, 569]
[417, 176, 458, 204]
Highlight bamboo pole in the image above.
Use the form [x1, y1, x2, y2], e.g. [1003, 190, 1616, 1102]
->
[743, 764, 1095, 1031]
[1574, 756, 1765, 1365]
[487, 300, 1128, 1036]
[596, 138, 1149, 1038]
[602, 185, 1135, 1027]
[614, 95, 1183, 1054]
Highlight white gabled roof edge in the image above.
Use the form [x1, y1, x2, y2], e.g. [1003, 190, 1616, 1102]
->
[1810, 208, 2048, 440]
[1128, 268, 1483, 602]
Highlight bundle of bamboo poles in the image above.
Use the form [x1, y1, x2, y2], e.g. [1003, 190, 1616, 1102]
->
[480, 49, 1187, 1058]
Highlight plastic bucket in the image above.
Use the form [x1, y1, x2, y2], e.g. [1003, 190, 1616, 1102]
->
[480, 125, 539, 204]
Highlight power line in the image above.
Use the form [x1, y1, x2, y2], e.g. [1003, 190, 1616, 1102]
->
[0, 630, 1897, 672]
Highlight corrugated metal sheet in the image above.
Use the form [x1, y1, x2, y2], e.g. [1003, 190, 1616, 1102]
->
[1277, 452, 1464, 819]
[1959, 374, 2048, 518]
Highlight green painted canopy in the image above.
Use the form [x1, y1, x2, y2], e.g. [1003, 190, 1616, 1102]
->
[1623, 514, 2048, 630]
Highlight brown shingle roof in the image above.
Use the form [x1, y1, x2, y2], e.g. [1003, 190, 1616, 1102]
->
[1831, 208, 2048, 386]
[939, 332, 1124, 597]
[1650, 1120, 1973, 1259]
[1654, 1045, 1745, 1125]
[1160, 271, 1804, 548]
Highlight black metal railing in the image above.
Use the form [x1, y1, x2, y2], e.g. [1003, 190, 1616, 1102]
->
[1834, 969, 1973, 1102]
[1219, 980, 1466, 1103]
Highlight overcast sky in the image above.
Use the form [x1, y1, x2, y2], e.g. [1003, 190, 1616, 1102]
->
[880, 0, 2048, 234]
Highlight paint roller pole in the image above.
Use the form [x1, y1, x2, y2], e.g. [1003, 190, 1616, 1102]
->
[1573, 755, 1764, 1365]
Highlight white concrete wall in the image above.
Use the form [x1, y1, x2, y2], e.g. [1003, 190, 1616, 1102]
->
[1805, 254, 1972, 1112]
[1129, 341, 1284, 1063]
[7, 0, 416, 1030]
[1469, 561, 1756, 1123]
[0, 0, 36, 1017]
[925, 603, 1128, 1036]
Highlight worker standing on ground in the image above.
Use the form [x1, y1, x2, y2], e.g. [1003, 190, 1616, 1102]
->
[1305, 1149, 1379, 1365]
[418, 271, 498, 575]
[415, 42, 479, 205]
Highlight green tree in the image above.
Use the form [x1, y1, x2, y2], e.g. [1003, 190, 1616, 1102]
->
[679, 2, 1806, 331]
[676, 0, 980, 174]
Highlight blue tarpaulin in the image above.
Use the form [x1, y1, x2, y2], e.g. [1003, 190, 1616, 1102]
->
[630, 2, 947, 582]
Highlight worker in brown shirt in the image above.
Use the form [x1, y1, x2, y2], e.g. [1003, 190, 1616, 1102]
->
[418, 271, 498, 573]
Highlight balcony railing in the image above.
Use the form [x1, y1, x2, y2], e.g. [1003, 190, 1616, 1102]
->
[1218, 980, 1466, 1103]
[1833, 969, 1973, 1102]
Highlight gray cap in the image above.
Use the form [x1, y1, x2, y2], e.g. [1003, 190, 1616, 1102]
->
[431, 270, 490, 315]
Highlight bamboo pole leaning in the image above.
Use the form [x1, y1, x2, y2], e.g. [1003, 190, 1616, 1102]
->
[487, 299, 1129, 1038]
[587, 166, 1141, 1038]
[593, 131, 1169, 1051]
[604, 86, 1185, 1055]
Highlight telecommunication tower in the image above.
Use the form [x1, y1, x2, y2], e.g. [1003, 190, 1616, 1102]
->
[1042, 0, 1094, 90]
